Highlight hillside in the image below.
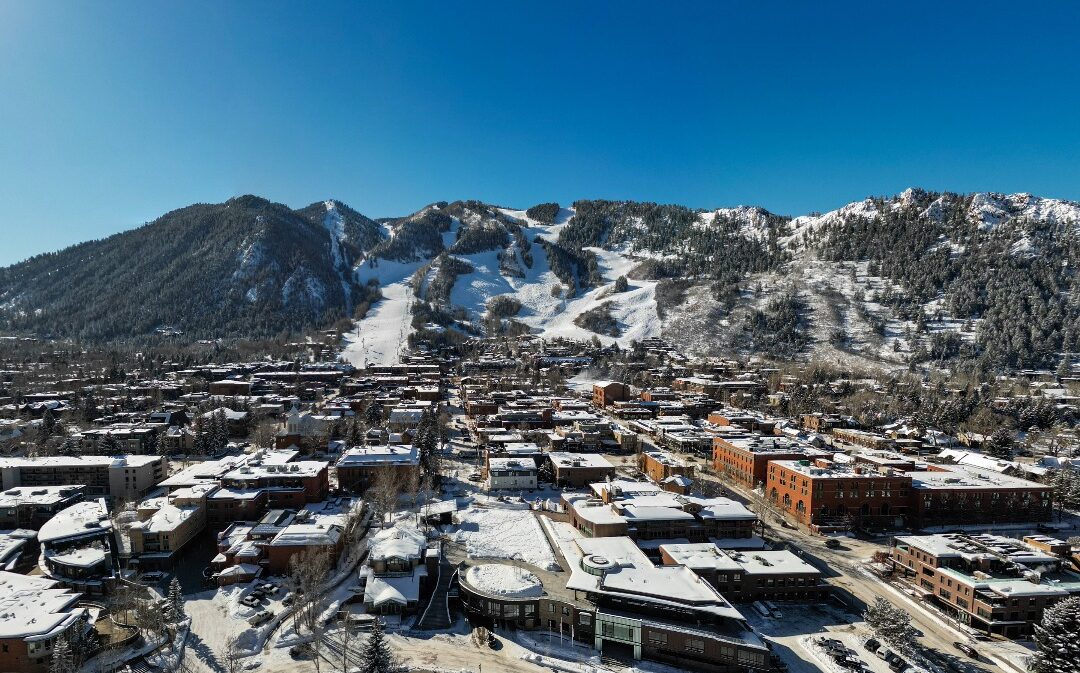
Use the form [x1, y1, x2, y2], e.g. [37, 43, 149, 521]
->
[1, 189, 1077, 372]
[0, 196, 385, 340]
[344, 190, 1079, 373]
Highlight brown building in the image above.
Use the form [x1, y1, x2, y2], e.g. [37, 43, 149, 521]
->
[907, 468, 1053, 528]
[593, 381, 632, 407]
[335, 445, 420, 493]
[766, 459, 1053, 531]
[639, 450, 694, 485]
[707, 411, 776, 435]
[0, 572, 88, 673]
[659, 544, 826, 601]
[766, 459, 911, 531]
[546, 452, 617, 487]
[892, 533, 1080, 637]
[712, 435, 826, 491]
[564, 486, 757, 543]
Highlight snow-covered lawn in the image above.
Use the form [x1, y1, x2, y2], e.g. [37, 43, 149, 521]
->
[448, 506, 559, 571]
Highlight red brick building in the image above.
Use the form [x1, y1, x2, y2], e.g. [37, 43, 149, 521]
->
[592, 381, 632, 407]
[712, 435, 826, 491]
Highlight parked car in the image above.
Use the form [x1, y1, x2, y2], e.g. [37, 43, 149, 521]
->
[953, 642, 978, 658]
[248, 610, 273, 627]
[139, 571, 166, 584]
[824, 538, 842, 549]
[864, 638, 880, 652]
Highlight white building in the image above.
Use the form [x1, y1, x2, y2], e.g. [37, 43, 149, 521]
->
[487, 457, 537, 491]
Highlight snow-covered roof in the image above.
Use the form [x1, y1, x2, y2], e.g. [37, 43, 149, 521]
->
[464, 564, 544, 598]
[270, 523, 341, 547]
[130, 503, 200, 534]
[0, 571, 83, 640]
[0, 485, 83, 507]
[38, 499, 112, 545]
[367, 523, 425, 562]
[336, 444, 418, 467]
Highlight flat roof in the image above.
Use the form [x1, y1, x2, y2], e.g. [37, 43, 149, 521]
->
[0, 571, 83, 640]
[548, 452, 614, 470]
[0, 485, 82, 507]
[909, 466, 1047, 490]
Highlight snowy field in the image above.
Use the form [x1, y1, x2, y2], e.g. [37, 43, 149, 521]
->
[448, 505, 559, 571]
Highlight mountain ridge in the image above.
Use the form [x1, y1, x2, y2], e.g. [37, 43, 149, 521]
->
[1, 189, 1077, 372]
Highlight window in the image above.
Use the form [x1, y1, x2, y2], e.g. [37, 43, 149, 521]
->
[686, 638, 704, 653]
[648, 632, 668, 646]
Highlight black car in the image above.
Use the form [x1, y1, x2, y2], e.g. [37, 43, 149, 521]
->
[953, 642, 978, 658]
[864, 638, 881, 652]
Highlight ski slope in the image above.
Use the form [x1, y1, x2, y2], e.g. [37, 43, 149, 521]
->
[341, 259, 422, 367]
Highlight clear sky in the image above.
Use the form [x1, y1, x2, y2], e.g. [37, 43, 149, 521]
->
[2, 1, 1079, 265]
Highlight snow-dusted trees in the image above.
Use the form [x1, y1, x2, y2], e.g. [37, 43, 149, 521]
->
[863, 597, 918, 655]
[1031, 596, 1080, 673]
[168, 577, 185, 621]
[984, 427, 1015, 460]
[49, 638, 73, 673]
[357, 618, 397, 673]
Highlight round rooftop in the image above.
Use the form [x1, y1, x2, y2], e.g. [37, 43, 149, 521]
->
[464, 564, 544, 598]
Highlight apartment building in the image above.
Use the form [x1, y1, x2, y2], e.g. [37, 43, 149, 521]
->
[0, 484, 84, 529]
[564, 481, 757, 543]
[0, 455, 166, 502]
[766, 459, 911, 530]
[892, 533, 1080, 637]
[659, 543, 825, 601]
[487, 457, 538, 491]
[128, 484, 213, 569]
[335, 444, 419, 492]
[0, 572, 87, 673]
[546, 452, 617, 487]
[713, 434, 827, 491]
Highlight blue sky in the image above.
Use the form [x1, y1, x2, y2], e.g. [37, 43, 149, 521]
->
[1, 1, 1079, 265]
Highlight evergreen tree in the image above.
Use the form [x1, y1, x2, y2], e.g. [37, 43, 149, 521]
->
[357, 618, 396, 673]
[155, 430, 169, 456]
[363, 402, 383, 428]
[168, 577, 185, 621]
[1031, 596, 1080, 673]
[347, 418, 362, 446]
[414, 409, 439, 482]
[218, 409, 230, 452]
[49, 637, 73, 673]
[985, 427, 1015, 460]
[101, 433, 121, 455]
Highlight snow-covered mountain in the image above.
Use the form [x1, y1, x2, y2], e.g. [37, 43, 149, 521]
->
[2, 189, 1077, 371]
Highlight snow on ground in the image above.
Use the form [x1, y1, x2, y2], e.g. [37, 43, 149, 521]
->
[448, 505, 559, 571]
[341, 259, 424, 367]
[182, 585, 276, 672]
[444, 210, 661, 347]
